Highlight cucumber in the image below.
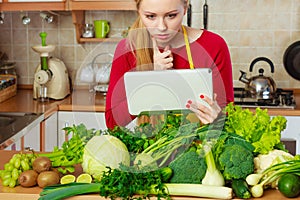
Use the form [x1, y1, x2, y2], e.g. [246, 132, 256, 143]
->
[231, 179, 252, 199]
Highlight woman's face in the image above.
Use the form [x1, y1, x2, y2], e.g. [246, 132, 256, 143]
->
[138, 0, 187, 46]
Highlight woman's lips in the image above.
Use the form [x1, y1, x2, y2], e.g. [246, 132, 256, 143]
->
[155, 34, 170, 40]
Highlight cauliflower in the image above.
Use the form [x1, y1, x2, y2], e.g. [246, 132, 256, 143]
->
[254, 149, 294, 173]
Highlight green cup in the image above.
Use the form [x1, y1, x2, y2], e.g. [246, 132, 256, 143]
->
[94, 20, 110, 38]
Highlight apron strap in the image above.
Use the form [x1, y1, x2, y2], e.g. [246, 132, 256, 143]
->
[182, 25, 195, 69]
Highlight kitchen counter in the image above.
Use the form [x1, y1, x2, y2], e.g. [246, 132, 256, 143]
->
[1, 88, 300, 116]
[0, 150, 291, 200]
[0, 88, 106, 118]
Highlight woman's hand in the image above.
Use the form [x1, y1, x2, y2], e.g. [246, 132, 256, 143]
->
[186, 93, 221, 124]
[152, 37, 173, 70]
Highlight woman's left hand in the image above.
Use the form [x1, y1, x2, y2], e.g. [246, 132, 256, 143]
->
[186, 93, 221, 124]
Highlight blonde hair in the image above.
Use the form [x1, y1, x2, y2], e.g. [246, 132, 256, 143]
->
[127, 0, 188, 71]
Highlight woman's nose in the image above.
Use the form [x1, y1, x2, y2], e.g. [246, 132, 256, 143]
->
[157, 18, 167, 31]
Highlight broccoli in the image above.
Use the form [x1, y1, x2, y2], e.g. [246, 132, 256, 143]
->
[218, 144, 254, 180]
[168, 150, 207, 183]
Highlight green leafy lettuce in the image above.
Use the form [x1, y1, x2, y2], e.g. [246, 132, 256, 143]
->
[224, 102, 287, 154]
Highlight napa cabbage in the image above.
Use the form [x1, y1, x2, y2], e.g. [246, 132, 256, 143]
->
[82, 135, 130, 181]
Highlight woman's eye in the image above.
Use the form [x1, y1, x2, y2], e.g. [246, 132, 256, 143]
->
[146, 15, 155, 19]
[167, 13, 177, 19]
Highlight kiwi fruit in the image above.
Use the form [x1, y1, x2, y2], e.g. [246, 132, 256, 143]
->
[37, 171, 60, 188]
[18, 170, 38, 187]
[33, 156, 52, 173]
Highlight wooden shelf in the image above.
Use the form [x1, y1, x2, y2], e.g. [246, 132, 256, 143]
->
[78, 37, 122, 43]
[72, 10, 126, 43]
[0, 1, 67, 11]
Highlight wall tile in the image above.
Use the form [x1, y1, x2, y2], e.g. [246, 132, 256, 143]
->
[0, 0, 299, 88]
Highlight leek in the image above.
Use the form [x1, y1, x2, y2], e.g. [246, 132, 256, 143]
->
[39, 182, 232, 200]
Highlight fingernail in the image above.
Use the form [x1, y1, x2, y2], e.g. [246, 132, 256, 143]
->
[186, 104, 190, 108]
[200, 94, 204, 99]
[187, 100, 192, 104]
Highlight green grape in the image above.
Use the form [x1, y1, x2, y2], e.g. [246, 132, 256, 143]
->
[26, 153, 34, 159]
[2, 171, 12, 180]
[11, 168, 19, 180]
[12, 153, 21, 159]
[20, 160, 30, 171]
[8, 179, 16, 188]
[9, 157, 16, 165]
[23, 157, 29, 163]
[30, 157, 36, 166]
[14, 158, 21, 169]
[4, 163, 14, 172]
[2, 178, 11, 187]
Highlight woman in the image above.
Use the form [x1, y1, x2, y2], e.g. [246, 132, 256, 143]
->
[105, 0, 234, 129]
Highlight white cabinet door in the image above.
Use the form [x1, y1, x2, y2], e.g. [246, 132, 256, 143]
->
[44, 112, 58, 152]
[23, 123, 40, 151]
[281, 116, 300, 155]
[5, 123, 40, 151]
[57, 111, 107, 147]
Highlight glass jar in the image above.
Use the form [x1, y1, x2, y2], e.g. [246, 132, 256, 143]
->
[0, 62, 17, 75]
[82, 24, 94, 38]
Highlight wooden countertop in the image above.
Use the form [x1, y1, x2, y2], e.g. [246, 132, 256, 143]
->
[0, 150, 291, 200]
[1, 88, 300, 118]
[0, 88, 106, 118]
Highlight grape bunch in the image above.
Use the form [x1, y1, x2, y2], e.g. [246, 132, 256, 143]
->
[0, 152, 37, 188]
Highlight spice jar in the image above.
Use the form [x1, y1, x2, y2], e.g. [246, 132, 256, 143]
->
[82, 24, 94, 38]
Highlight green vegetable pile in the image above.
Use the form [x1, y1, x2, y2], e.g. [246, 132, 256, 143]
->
[36, 102, 292, 200]
[39, 124, 101, 174]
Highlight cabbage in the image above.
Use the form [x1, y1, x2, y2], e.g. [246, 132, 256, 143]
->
[82, 135, 130, 181]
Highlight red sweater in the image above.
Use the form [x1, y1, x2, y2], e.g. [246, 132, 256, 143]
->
[105, 29, 234, 129]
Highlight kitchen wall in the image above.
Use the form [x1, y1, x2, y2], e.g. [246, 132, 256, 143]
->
[0, 0, 299, 88]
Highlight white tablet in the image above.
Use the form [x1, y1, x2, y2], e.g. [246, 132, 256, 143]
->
[124, 68, 213, 115]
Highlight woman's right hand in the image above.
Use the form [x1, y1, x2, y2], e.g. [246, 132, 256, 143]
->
[152, 37, 173, 70]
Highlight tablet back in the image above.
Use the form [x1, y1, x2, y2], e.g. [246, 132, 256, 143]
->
[124, 68, 213, 115]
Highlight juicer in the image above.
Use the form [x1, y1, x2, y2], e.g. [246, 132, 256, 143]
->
[32, 32, 70, 101]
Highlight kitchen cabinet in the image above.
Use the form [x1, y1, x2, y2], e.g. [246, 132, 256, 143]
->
[40, 111, 58, 152]
[4, 122, 40, 151]
[3, 112, 58, 152]
[0, 0, 66, 11]
[0, 0, 135, 12]
[69, 0, 135, 11]
[57, 111, 107, 147]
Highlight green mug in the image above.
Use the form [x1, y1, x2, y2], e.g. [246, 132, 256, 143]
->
[94, 20, 110, 38]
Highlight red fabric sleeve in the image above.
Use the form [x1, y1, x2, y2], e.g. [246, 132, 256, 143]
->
[198, 30, 234, 106]
[105, 39, 136, 129]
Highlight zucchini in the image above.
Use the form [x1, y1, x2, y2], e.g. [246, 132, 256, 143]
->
[232, 179, 252, 199]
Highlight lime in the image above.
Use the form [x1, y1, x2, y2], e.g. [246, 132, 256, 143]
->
[76, 173, 92, 183]
[278, 173, 300, 198]
[60, 174, 76, 184]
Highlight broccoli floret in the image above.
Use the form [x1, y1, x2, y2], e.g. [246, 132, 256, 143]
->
[218, 144, 254, 180]
[168, 150, 207, 183]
